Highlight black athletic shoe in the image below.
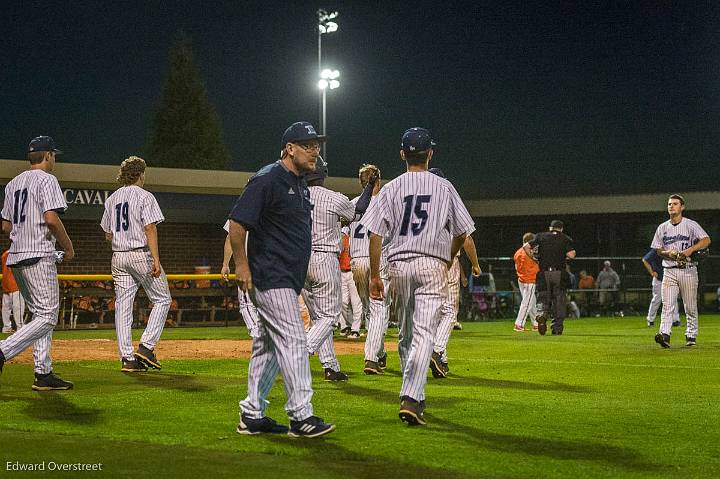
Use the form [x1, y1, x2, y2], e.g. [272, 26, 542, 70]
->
[347, 331, 360, 339]
[121, 358, 148, 372]
[237, 414, 289, 435]
[453, 322, 463, 331]
[340, 327, 351, 337]
[654, 333, 671, 349]
[324, 368, 348, 381]
[647, 321, 654, 327]
[363, 360, 382, 375]
[32, 372, 74, 391]
[135, 343, 161, 369]
[441, 361, 450, 375]
[377, 353, 387, 371]
[399, 396, 426, 426]
[429, 351, 447, 378]
[672, 321, 681, 327]
[551, 329, 563, 336]
[536, 314, 548, 336]
[685, 336, 696, 347]
[288, 416, 335, 438]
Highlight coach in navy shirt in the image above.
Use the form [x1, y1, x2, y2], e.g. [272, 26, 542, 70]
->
[226, 121, 336, 438]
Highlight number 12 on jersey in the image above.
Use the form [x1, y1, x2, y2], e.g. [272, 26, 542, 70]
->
[115, 202, 129, 232]
[400, 194, 431, 236]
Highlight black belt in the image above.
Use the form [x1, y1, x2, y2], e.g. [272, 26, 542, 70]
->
[664, 264, 695, 270]
[114, 246, 149, 253]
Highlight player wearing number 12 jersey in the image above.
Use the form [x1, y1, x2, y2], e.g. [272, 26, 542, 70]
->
[101, 156, 172, 372]
[1, 136, 75, 390]
[363, 128, 475, 426]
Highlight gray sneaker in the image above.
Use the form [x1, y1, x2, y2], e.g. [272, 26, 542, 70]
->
[363, 360, 382, 375]
[429, 351, 447, 378]
[32, 372, 74, 391]
[135, 343, 161, 369]
[377, 353, 387, 371]
[399, 396, 426, 426]
[121, 358, 148, 372]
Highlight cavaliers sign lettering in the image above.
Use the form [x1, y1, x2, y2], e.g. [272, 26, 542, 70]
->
[63, 189, 112, 206]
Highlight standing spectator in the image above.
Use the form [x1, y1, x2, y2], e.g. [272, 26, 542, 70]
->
[578, 270, 595, 289]
[597, 261, 621, 316]
[2, 249, 25, 333]
[578, 270, 596, 316]
[565, 264, 578, 289]
[512, 232, 539, 332]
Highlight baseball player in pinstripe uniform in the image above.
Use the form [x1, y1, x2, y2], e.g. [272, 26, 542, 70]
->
[427, 168, 481, 379]
[302, 156, 376, 381]
[338, 228, 363, 336]
[228, 121, 335, 437]
[0, 136, 75, 390]
[363, 127, 475, 426]
[641, 248, 679, 327]
[652, 194, 710, 348]
[347, 165, 392, 375]
[221, 221, 260, 338]
[101, 156, 172, 372]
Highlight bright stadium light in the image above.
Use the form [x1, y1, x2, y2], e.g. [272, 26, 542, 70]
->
[317, 9, 339, 160]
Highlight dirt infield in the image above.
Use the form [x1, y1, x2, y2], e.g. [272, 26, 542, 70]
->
[7, 339, 398, 364]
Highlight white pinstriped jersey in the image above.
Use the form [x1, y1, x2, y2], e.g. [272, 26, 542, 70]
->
[1, 170, 67, 265]
[651, 217, 709, 268]
[309, 186, 355, 253]
[101, 185, 164, 251]
[348, 196, 372, 258]
[362, 171, 475, 262]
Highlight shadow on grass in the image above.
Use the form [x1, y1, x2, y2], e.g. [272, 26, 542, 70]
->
[261, 434, 485, 479]
[327, 382, 467, 411]
[433, 375, 593, 393]
[430, 416, 663, 472]
[123, 371, 214, 393]
[0, 391, 102, 425]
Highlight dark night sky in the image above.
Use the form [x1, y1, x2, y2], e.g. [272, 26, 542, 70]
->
[1, 1, 719, 199]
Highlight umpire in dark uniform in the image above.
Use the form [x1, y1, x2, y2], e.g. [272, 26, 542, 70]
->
[524, 220, 576, 335]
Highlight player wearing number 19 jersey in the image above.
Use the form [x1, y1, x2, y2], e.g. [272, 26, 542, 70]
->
[363, 128, 475, 426]
[101, 157, 172, 372]
[0, 136, 75, 390]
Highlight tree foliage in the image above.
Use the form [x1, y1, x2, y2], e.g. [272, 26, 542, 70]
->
[146, 36, 230, 170]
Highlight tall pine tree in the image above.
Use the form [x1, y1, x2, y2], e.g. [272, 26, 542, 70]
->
[146, 36, 230, 169]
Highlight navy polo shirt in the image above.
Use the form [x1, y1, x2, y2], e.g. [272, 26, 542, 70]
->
[642, 249, 664, 281]
[228, 161, 313, 294]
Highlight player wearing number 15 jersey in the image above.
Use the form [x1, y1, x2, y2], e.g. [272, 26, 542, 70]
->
[101, 156, 172, 372]
[363, 128, 475, 426]
[1, 136, 75, 390]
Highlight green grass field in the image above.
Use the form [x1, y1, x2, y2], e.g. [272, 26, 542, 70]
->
[1, 316, 719, 478]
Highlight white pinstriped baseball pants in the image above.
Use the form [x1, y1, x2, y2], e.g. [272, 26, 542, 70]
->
[647, 277, 679, 325]
[303, 251, 342, 371]
[364, 266, 390, 363]
[111, 251, 171, 360]
[340, 271, 363, 331]
[0, 256, 57, 374]
[240, 287, 314, 422]
[514, 281, 538, 328]
[390, 257, 447, 402]
[660, 267, 698, 338]
[2, 291, 25, 330]
[433, 258, 460, 358]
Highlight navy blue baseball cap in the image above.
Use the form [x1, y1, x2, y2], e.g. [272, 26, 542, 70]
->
[281, 121, 327, 146]
[401, 127, 435, 153]
[28, 136, 62, 154]
[428, 167, 446, 179]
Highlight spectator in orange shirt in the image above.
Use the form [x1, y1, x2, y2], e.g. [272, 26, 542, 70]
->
[2, 250, 25, 333]
[513, 233, 539, 332]
[339, 229, 363, 338]
[578, 270, 595, 289]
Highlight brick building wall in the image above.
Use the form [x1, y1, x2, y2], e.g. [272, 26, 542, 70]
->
[0, 220, 228, 274]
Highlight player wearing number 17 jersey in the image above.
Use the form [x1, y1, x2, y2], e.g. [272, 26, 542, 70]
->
[101, 157, 172, 372]
[363, 127, 475, 426]
[1, 136, 75, 390]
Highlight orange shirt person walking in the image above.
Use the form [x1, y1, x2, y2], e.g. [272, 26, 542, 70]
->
[2, 250, 25, 333]
[513, 233, 540, 332]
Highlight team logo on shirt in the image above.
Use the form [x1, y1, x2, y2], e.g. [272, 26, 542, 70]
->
[662, 234, 690, 245]
[288, 188, 295, 195]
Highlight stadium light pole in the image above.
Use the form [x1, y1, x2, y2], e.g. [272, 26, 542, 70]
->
[317, 9, 338, 160]
[317, 69, 340, 161]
